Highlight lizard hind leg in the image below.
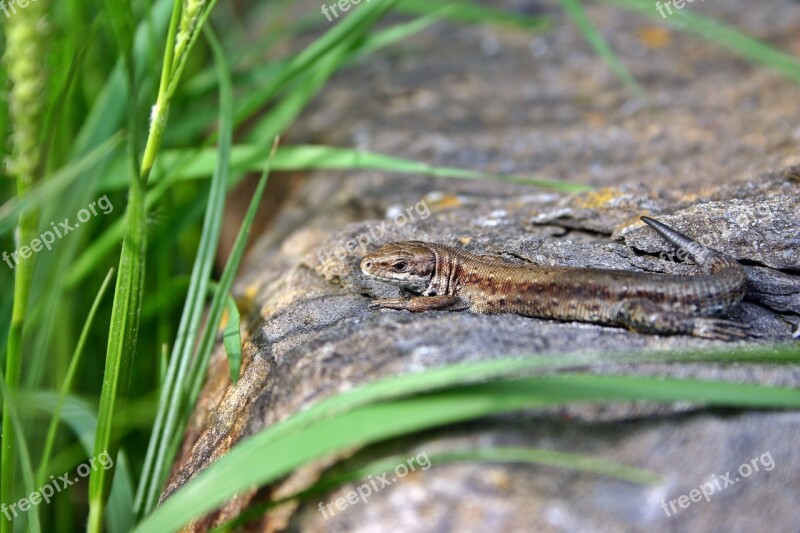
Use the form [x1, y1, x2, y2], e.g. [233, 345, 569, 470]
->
[614, 299, 750, 340]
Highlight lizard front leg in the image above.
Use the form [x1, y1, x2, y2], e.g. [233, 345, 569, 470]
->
[369, 295, 469, 313]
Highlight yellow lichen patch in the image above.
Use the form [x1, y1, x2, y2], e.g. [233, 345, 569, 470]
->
[679, 185, 719, 202]
[584, 111, 607, 127]
[638, 26, 672, 48]
[458, 236, 472, 246]
[234, 285, 259, 315]
[486, 468, 512, 491]
[572, 188, 623, 209]
[426, 193, 462, 211]
[618, 212, 651, 233]
[243, 284, 259, 302]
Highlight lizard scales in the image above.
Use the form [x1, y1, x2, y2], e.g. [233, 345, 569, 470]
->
[360, 217, 748, 340]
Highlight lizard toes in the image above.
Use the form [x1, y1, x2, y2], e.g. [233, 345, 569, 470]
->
[368, 298, 407, 311]
[692, 318, 751, 341]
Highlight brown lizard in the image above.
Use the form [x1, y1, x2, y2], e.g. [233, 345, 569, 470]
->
[360, 216, 749, 340]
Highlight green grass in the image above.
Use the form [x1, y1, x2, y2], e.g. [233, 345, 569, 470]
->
[215, 446, 659, 531]
[0, 1, 798, 531]
[137, 346, 800, 531]
[561, 0, 649, 99]
[129, 22, 236, 518]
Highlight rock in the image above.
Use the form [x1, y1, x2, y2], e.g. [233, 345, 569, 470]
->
[294, 412, 800, 532]
[162, 0, 800, 530]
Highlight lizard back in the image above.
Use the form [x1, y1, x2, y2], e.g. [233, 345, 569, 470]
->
[425, 225, 745, 323]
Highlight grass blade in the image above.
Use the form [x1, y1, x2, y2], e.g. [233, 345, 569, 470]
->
[87, 162, 146, 531]
[0, 133, 123, 237]
[146, 139, 279, 518]
[136, 364, 800, 531]
[429, 447, 658, 484]
[0, 369, 41, 532]
[87, 0, 181, 525]
[186, 140, 279, 421]
[217, 446, 657, 530]
[222, 295, 242, 385]
[233, 0, 398, 125]
[560, 0, 648, 99]
[1, 0, 50, 528]
[397, 0, 551, 31]
[599, 0, 800, 83]
[37, 268, 115, 487]
[134, 22, 236, 516]
[29, 392, 136, 533]
[103, 144, 592, 193]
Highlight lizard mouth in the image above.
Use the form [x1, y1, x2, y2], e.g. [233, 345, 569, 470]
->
[360, 263, 408, 284]
[360, 259, 429, 291]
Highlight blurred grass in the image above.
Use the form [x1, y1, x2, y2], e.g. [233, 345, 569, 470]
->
[0, 0, 797, 531]
[131, 21, 235, 518]
[137, 345, 800, 531]
[600, 0, 800, 83]
[218, 446, 660, 531]
[561, 0, 649, 99]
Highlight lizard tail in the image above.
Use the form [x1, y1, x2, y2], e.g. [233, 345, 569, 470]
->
[641, 215, 747, 314]
[641, 216, 704, 257]
[640, 216, 742, 277]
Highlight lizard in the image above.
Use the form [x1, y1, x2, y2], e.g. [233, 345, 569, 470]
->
[359, 216, 749, 340]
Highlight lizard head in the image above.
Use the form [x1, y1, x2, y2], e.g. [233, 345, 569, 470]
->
[360, 241, 436, 293]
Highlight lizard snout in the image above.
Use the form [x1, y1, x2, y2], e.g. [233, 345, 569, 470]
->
[360, 256, 376, 274]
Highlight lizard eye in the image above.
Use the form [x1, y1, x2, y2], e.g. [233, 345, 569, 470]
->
[392, 261, 407, 271]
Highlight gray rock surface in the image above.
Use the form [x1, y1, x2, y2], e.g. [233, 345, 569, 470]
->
[163, 1, 800, 531]
[294, 412, 800, 533]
